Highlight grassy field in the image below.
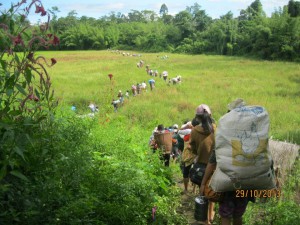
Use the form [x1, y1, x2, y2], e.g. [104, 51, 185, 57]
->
[43, 50, 300, 143]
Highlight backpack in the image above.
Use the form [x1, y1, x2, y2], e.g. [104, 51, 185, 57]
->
[154, 132, 172, 154]
[210, 105, 276, 192]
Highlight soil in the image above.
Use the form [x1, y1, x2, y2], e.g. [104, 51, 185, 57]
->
[175, 177, 220, 225]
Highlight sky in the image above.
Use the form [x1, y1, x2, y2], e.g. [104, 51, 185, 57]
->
[1, 0, 291, 23]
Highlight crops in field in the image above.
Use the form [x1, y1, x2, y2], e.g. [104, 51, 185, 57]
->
[45, 50, 300, 144]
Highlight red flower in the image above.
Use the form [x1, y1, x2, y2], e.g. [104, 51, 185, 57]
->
[13, 34, 23, 46]
[108, 74, 113, 80]
[52, 35, 59, 45]
[48, 35, 59, 46]
[28, 93, 39, 102]
[35, 4, 46, 16]
[27, 52, 34, 61]
[51, 58, 57, 66]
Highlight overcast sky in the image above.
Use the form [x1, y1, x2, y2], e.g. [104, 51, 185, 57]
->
[2, 0, 290, 22]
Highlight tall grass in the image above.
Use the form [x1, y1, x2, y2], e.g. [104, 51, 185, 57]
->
[44, 50, 300, 143]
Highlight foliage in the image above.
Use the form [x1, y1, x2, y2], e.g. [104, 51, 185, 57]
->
[1, 1, 299, 224]
[244, 159, 300, 225]
[0, 1, 186, 224]
[33, 0, 300, 60]
[55, 119, 187, 225]
[0, 0, 59, 182]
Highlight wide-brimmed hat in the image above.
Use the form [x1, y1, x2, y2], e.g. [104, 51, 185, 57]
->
[195, 104, 211, 115]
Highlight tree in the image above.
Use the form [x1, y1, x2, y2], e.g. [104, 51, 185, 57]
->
[173, 10, 194, 39]
[238, 0, 266, 21]
[104, 11, 126, 23]
[161, 14, 173, 24]
[141, 10, 158, 22]
[186, 2, 201, 16]
[48, 6, 60, 33]
[193, 7, 212, 32]
[288, 0, 300, 17]
[159, 3, 168, 16]
[128, 10, 145, 22]
[248, 0, 266, 18]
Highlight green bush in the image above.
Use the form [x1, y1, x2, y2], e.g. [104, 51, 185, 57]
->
[244, 159, 300, 225]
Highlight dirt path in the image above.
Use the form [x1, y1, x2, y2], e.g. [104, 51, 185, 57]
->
[175, 176, 220, 225]
[175, 177, 214, 225]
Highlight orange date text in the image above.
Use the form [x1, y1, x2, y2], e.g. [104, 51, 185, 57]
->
[235, 189, 281, 198]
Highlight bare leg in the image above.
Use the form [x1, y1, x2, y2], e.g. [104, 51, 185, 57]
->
[192, 183, 196, 193]
[208, 201, 215, 223]
[183, 178, 189, 192]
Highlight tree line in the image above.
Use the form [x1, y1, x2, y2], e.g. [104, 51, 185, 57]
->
[2, 0, 300, 61]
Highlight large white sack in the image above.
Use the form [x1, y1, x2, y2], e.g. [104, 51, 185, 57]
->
[211, 106, 276, 191]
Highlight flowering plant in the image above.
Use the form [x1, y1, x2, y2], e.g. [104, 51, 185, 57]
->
[0, 0, 59, 181]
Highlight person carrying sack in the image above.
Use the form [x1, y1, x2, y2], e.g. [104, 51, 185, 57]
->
[180, 118, 198, 194]
[200, 99, 276, 225]
[153, 124, 172, 167]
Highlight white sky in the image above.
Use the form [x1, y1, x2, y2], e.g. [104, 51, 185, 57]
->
[1, 0, 290, 23]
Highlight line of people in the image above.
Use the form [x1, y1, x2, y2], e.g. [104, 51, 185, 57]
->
[111, 79, 156, 112]
[109, 52, 181, 112]
[149, 100, 263, 225]
[143, 64, 182, 85]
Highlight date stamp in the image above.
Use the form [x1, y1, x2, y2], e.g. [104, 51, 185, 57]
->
[236, 189, 281, 198]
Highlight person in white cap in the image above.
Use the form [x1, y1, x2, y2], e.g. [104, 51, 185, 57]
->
[189, 103, 216, 224]
[117, 90, 124, 104]
[162, 71, 168, 81]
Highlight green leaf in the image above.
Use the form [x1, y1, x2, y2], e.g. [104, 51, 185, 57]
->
[24, 67, 32, 83]
[10, 170, 29, 181]
[0, 165, 7, 180]
[14, 146, 25, 160]
[42, 148, 49, 156]
[34, 89, 41, 99]
[14, 70, 20, 79]
[16, 84, 27, 96]
[0, 59, 7, 70]
[5, 75, 15, 88]
[10, 110, 22, 116]
[15, 53, 20, 64]
[6, 88, 13, 96]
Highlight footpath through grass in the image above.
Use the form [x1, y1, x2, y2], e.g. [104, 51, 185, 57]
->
[47, 50, 300, 144]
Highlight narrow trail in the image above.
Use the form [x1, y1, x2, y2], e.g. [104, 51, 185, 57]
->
[175, 175, 220, 225]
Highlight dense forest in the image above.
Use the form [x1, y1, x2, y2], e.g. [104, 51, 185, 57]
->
[40, 0, 300, 61]
[1, 1, 300, 61]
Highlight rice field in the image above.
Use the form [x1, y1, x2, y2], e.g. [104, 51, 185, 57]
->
[42, 50, 300, 143]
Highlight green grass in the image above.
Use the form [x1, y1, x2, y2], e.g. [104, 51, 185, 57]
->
[42, 50, 300, 143]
